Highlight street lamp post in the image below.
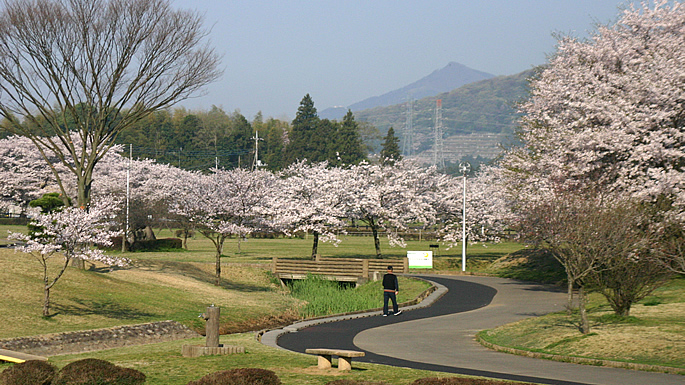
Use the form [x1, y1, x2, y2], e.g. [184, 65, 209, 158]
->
[459, 161, 471, 272]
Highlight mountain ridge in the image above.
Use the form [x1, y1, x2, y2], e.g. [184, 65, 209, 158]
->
[320, 61, 495, 120]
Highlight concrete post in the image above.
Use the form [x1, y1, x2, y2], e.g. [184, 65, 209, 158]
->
[201, 305, 220, 347]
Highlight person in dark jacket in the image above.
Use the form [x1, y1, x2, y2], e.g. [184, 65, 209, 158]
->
[382, 266, 402, 316]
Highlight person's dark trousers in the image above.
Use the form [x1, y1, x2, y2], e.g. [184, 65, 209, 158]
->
[384, 291, 398, 315]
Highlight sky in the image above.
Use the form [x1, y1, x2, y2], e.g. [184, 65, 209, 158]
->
[172, 0, 643, 121]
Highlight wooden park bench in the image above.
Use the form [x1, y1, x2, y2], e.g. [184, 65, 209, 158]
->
[305, 348, 365, 370]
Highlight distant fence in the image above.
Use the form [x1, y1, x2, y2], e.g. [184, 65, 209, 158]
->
[272, 255, 409, 285]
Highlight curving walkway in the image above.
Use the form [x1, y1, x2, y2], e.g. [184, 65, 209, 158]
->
[265, 275, 684, 385]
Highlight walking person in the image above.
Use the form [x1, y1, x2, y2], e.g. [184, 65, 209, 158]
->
[382, 266, 402, 316]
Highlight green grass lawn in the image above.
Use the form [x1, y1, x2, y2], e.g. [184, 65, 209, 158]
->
[101, 227, 524, 269]
[0, 224, 507, 384]
[3, 223, 684, 381]
[478, 276, 685, 372]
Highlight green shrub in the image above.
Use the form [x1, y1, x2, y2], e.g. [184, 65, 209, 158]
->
[411, 378, 538, 385]
[130, 238, 183, 252]
[187, 368, 280, 385]
[0, 360, 57, 385]
[53, 358, 145, 385]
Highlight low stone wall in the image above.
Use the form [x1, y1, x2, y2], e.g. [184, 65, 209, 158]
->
[0, 320, 200, 357]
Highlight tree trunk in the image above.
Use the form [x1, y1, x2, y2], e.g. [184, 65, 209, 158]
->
[566, 275, 575, 315]
[121, 232, 128, 252]
[76, 167, 94, 209]
[579, 285, 590, 334]
[70, 258, 85, 269]
[143, 226, 156, 240]
[215, 236, 224, 286]
[43, 285, 50, 317]
[311, 231, 319, 258]
[371, 224, 382, 258]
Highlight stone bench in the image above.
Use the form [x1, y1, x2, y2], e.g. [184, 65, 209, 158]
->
[305, 348, 365, 370]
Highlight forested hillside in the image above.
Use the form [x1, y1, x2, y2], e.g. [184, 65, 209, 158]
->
[114, 96, 368, 171]
[355, 69, 536, 162]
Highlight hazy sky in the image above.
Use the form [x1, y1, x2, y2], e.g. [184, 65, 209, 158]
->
[172, 0, 642, 120]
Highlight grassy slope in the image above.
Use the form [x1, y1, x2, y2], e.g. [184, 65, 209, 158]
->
[0, 226, 511, 384]
[6, 223, 684, 379]
[479, 258, 685, 371]
[0, 247, 303, 338]
[0, 225, 518, 339]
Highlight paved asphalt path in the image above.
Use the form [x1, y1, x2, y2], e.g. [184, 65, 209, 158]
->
[266, 274, 685, 385]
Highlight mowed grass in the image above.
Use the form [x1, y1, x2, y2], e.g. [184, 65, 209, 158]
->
[9, 223, 685, 378]
[0, 223, 518, 340]
[0, 225, 500, 384]
[0, 246, 303, 338]
[102, 227, 524, 267]
[478, 276, 685, 371]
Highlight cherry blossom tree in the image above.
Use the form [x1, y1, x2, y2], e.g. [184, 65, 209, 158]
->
[504, 1, 685, 209]
[274, 161, 350, 257]
[346, 160, 444, 258]
[499, 1, 684, 319]
[0, 136, 72, 211]
[92, 150, 192, 248]
[438, 165, 512, 249]
[167, 168, 276, 285]
[8, 197, 127, 316]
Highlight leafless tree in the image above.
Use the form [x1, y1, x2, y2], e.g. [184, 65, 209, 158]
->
[582, 201, 673, 317]
[517, 193, 673, 333]
[0, 0, 222, 207]
[515, 192, 601, 333]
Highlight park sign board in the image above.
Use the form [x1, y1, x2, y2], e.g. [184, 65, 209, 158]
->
[407, 251, 433, 269]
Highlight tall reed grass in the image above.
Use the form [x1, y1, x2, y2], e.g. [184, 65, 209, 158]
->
[287, 274, 384, 318]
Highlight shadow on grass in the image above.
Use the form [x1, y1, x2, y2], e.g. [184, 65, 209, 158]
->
[490, 248, 566, 285]
[133, 259, 272, 293]
[51, 299, 156, 320]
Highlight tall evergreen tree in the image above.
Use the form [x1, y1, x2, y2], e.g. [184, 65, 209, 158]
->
[334, 110, 367, 166]
[379, 127, 402, 165]
[285, 94, 321, 165]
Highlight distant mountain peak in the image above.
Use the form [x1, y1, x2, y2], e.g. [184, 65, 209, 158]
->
[320, 62, 494, 120]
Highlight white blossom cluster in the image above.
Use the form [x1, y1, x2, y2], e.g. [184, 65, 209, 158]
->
[502, 1, 685, 221]
[9, 200, 127, 267]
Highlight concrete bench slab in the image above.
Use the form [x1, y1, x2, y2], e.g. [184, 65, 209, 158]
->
[0, 348, 47, 363]
[305, 348, 365, 370]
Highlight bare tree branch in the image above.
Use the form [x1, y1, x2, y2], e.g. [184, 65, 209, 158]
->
[0, 0, 222, 207]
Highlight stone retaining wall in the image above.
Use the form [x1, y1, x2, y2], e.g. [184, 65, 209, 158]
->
[0, 320, 200, 357]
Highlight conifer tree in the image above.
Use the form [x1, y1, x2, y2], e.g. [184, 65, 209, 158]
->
[334, 110, 367, 166]
[285, 94, 320, 165]
[379, 127, 402, 165]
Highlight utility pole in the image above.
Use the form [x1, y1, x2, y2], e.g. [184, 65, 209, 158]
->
[402, 98, 414, 157]
[252, 130, 265, 170]
[433, 99, 445, 170]
[459, 161, 471, 272]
